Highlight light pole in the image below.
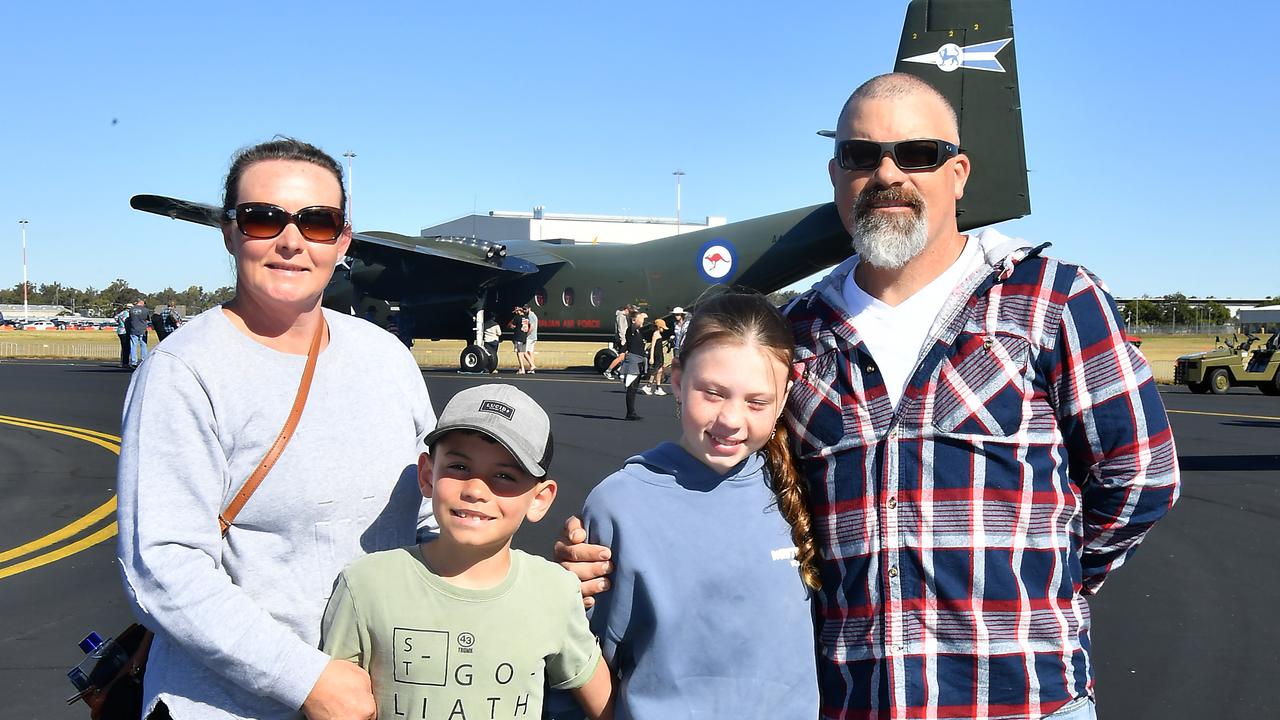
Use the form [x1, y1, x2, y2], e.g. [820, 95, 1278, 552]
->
[18, 219, 29, 321]
[342, 151, 356, 226]
[672, 169, 685, 235]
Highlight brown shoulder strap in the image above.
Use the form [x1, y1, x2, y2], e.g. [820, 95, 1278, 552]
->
[218, 318, 326, 536]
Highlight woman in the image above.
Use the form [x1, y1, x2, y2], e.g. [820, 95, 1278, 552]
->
[116, 139, 434, 720]
[620, 310, 648, 420]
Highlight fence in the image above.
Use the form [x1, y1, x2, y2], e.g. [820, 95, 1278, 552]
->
[0, 341, 119, 360]
[1127, 324, 1237, 337]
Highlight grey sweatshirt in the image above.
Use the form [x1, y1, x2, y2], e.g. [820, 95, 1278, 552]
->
[582, 442, 820, 719]
[115, 307, 435, 720]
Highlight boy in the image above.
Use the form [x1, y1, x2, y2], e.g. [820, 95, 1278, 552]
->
[321, 385, 613, 720]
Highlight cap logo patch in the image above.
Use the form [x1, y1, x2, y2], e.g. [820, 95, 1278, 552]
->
[479, 400, 515, 420]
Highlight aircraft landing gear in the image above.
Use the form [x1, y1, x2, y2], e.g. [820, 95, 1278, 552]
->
[459, 344, 492, 374]
[594, 348, 619, 374]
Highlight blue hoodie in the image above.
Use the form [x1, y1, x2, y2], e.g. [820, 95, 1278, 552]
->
[583, 442, 819, 720]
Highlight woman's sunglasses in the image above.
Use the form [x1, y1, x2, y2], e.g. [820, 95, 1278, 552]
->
[835, 138, 960, 172]
[224, 202, 347, 243]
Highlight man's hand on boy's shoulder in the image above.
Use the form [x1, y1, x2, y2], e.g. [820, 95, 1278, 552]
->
[555, 516, 612, 607]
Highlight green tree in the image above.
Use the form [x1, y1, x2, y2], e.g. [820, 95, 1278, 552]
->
[767, 289, 800, 306]
[1125, 298, 1162, 325]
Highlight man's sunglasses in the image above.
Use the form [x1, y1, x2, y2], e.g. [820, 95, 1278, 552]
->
[835, 138, 960, 172]
[224, 202, 347, 243]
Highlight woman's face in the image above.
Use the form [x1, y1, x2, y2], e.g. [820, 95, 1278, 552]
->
[223, 159, 350, 313]
[671, 341, 791, 474]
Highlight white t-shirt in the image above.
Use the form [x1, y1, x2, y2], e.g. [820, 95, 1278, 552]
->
[841, 236, 983, 408]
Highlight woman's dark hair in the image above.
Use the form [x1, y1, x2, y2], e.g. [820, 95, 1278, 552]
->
[221, 138, 346, 214]
[676, 291, 821, 591]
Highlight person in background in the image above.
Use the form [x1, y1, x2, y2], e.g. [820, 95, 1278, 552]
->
[483, 314, 502, 374]
[523, 304, 539, 373]
[125, 299, 151, 368]
[670, 306, 688, 357]
[620, 310, 648, 421]
[510, 306, 532, 374]
[114, 304, 131, 369]
[603, 305, 632, 379]
[641, 318, 669, 396]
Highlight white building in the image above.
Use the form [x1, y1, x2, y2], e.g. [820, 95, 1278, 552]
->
[421, 207, 727, 245]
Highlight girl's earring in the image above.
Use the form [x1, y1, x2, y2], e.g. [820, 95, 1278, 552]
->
[675, 401, 682, 420]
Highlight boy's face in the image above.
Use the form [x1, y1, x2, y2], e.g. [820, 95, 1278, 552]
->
[419, 431, 556, 550]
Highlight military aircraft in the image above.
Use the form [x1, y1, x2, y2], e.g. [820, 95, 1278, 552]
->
[131, 0, 1029, 373]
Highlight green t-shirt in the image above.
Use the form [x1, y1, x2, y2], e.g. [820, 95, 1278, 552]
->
[322, 546, 600, 720]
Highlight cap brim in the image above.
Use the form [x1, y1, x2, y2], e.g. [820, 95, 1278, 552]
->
[423, 424, 547, 478]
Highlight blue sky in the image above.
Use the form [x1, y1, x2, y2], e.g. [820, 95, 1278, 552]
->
[3, 1, 1277, 298]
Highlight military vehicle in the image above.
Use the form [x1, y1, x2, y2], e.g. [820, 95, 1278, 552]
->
[1175, 333, 1280, 395]
[130, 0, 1031, 372]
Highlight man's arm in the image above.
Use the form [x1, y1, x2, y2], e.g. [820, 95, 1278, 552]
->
[555, 516, 612, 607]
[1048, 267, 1181, 595]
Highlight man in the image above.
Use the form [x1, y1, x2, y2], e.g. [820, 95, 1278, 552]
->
[603, 305, 632, 379]
[125, 300, 151, 368]
[509, 305, 532, 374]
[779, 73, 1179, 720]
[523, 304, 539, 373]
[154, 303, 183, 342]
[114, 305, 131, 368]
[559, 74, 1179, 720]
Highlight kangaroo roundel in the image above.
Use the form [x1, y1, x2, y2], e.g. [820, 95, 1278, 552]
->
[698, 239, 737, 283]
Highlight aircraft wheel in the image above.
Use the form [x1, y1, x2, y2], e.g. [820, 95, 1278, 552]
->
[1208, 368, 1231, 395]
[1187, 380, 1210, 394]
[594, 348, 619, 373]
[459, 345, 488, 373]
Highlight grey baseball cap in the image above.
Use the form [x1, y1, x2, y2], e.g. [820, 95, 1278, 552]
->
[423, 384, 553, 478]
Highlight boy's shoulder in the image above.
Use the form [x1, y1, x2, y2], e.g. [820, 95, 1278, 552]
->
[340, 546, 421, 587]
[511, 550, 582, 609]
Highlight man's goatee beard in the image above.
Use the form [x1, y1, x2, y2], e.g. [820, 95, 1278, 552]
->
[849, 189, 929, 270]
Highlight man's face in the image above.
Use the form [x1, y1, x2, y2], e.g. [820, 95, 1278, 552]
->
[828, 92, 970, 270]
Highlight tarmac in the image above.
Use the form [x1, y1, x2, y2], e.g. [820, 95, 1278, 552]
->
[1, 358, 1276, 718]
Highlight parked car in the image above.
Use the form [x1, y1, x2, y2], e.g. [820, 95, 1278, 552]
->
[24, 320, 58, 331]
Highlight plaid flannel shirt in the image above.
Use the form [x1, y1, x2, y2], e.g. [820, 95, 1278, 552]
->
[784, 229, 1180, 720]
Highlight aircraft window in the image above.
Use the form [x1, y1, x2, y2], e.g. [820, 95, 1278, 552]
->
[590, 287, 604, 307]
[534, 288, 547, 307]
[562, 287, 576, 307]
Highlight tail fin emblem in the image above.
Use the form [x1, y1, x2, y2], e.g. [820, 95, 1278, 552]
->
[902, 38, 1012, 73]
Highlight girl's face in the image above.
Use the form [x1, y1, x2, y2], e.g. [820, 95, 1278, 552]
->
[671, 341, 791, 474]
[222, 159, 350, 314]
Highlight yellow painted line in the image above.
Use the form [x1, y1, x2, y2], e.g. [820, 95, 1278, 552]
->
[0, 497, 117, 564]
[0, 414, 121, 443]
[0, 522, 118, 580]
[1167, 409, 1280, 422]
[0, 416, 120, 579]
[0, 416, 121, 455]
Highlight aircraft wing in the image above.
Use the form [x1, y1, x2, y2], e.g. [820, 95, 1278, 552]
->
[351, 231, 540, 277]
[130, 194, 222, 227]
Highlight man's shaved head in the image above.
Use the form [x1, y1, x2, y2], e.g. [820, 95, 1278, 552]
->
[836, 73, 959, 142]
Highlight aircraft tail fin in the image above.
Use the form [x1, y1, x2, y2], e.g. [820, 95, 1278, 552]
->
[895, 0, 1030, 230]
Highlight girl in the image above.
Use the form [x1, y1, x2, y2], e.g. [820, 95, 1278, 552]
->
[582, 291, 820, 719]
[641, 318, 670, 396]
